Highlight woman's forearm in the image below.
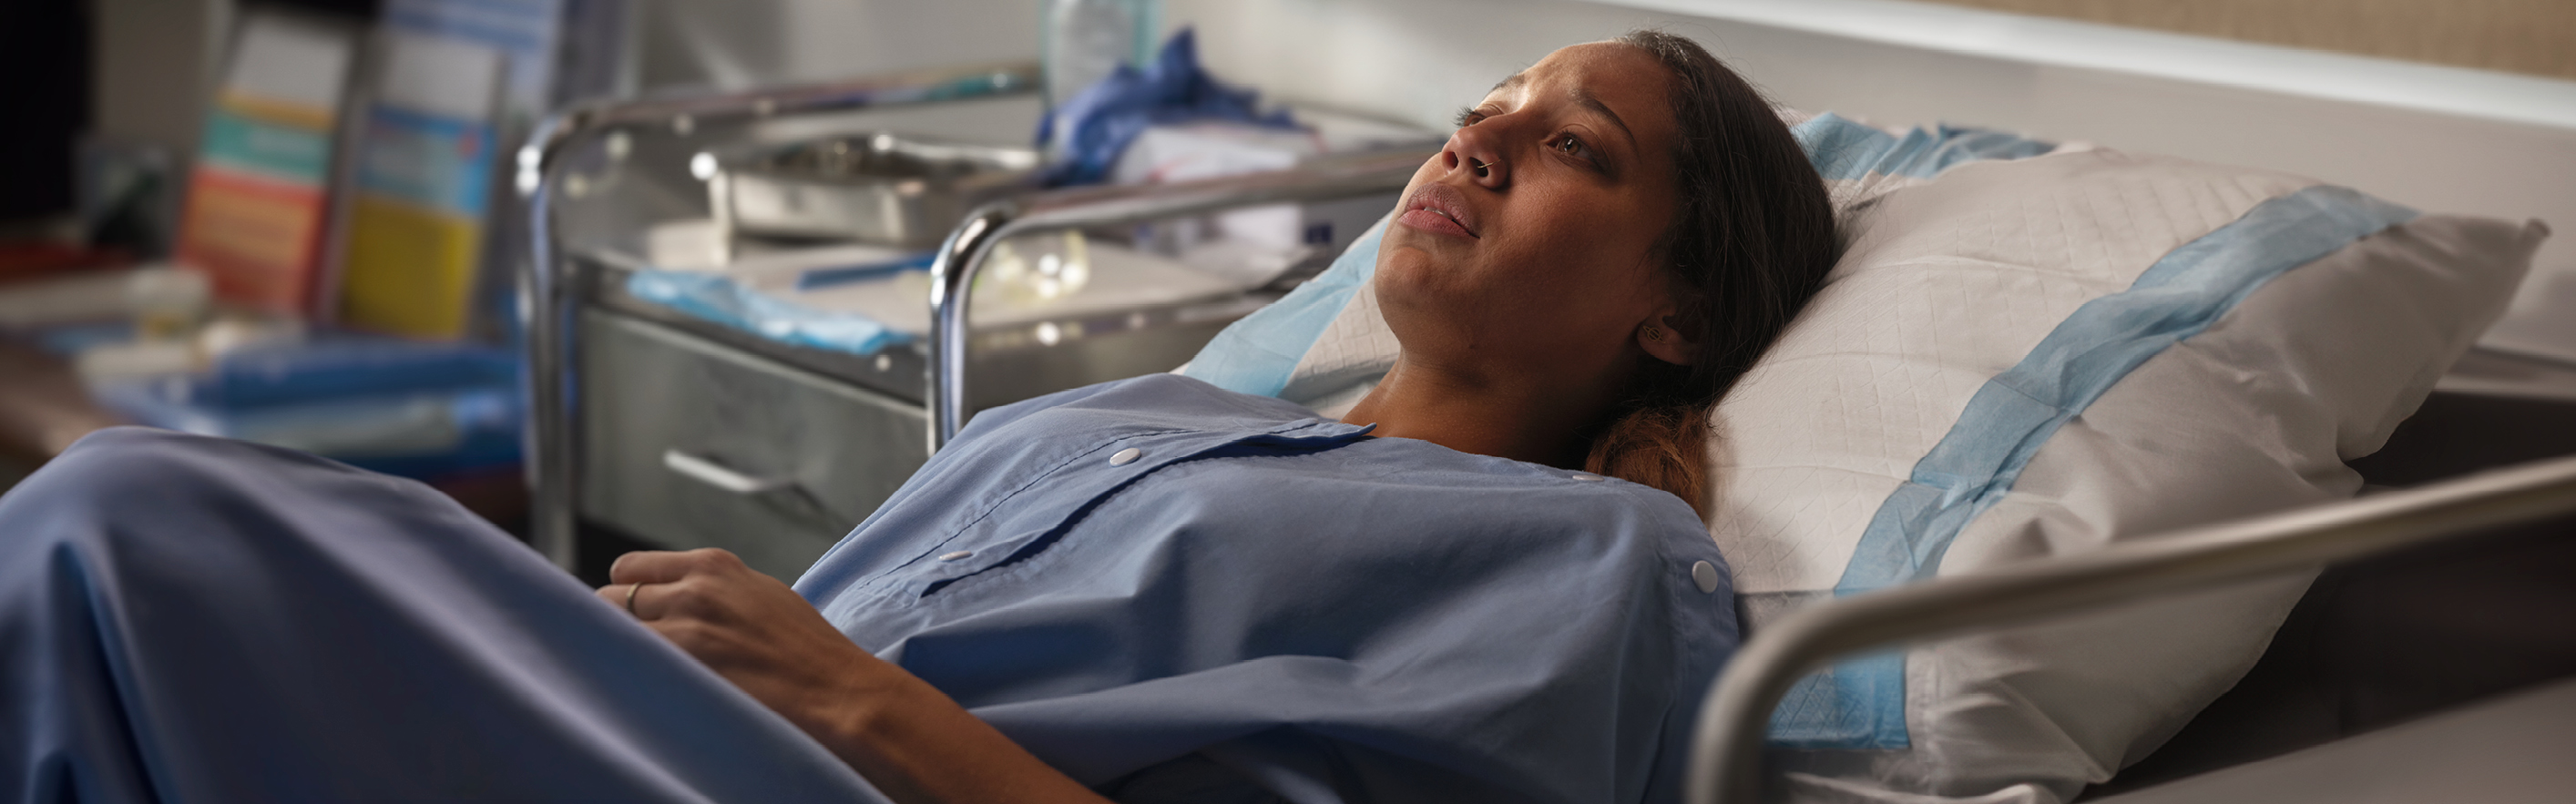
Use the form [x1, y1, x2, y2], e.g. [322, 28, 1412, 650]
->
[815, 668, 1115, 804]
[601, 548, 1113, 804]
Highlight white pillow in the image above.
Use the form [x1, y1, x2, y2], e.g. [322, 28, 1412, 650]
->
[1180, 116, 2548, 802]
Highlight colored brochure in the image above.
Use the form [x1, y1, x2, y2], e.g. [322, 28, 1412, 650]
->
[176, 10, 357, 313]
[336, 31, 505, 340]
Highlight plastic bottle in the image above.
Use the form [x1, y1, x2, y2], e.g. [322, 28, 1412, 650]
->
[1042, 0, 1160, 108]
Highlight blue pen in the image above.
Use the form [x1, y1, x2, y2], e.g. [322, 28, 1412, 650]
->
[795, 250, 939, 290]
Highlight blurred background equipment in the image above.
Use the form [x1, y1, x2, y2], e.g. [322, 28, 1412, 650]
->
[0, 0, 89, 228]
[0, 0, 643, 530]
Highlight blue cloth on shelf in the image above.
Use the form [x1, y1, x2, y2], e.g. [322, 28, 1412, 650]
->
[1036, 27, 1302, 187]
[83, 335, 526, 480]
[183, 337, 518, 408]
[625, 269, 910, 356]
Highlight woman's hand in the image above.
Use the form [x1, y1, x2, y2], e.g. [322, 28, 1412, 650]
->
[597, 549, 1110, 804]
[599, 548, 880, 738]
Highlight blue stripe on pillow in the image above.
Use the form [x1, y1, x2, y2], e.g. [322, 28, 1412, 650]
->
[1792, 113, 2057, 182]
[1767, 185, 2420, 749]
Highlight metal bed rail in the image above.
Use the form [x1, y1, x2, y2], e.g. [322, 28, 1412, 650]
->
[1685, 453, 2576, 804]
[925, 147, 1433, 451]
[517, 63, 1041, 571]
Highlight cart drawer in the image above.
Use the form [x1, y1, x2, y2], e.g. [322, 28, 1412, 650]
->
[578, 310, 927, 581]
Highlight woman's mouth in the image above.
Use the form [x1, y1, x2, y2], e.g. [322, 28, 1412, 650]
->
[1398, 184, 1479, 239]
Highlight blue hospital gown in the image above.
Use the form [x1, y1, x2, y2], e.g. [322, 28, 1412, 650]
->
[0, 373, 1737, 803]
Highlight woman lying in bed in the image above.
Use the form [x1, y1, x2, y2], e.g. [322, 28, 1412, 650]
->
[0, 31, 1834, 804]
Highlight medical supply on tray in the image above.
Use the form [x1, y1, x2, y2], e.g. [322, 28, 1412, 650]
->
[618, 223, 1241, 357]
[794, 251, 937, 291]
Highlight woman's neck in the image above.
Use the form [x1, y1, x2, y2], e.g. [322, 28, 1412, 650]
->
[1338, 357, 1613, 469]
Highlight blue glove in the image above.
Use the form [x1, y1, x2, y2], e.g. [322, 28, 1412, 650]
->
[1035, 27, 1303, 187]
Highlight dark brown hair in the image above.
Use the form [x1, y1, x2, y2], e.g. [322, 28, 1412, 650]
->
[1583, 30, 1839, 515]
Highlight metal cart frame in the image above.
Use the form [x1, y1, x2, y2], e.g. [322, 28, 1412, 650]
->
[518, 64, 1426, 571]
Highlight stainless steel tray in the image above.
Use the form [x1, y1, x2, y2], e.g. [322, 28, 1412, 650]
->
[703, 133, 1040, 248]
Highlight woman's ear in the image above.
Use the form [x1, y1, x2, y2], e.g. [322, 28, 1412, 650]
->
[1638, 309, 1701, 366]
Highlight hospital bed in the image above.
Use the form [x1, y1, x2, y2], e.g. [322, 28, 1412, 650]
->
[519, 46, 2576, 804]
[916, 167, 2576, 804]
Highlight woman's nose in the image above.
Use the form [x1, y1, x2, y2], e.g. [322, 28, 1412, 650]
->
[1441, 125, 1510, 189]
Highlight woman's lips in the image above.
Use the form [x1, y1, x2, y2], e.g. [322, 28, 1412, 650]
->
[1398, 184, 1478, 239]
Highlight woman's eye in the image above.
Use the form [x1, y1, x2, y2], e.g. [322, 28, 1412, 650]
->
[1549, 134, 1609, 173]
[1453, 107, 1490, 127]
[1553, 135, 1596, 161]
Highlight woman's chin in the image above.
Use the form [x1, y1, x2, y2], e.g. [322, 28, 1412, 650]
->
[1372, 261, 1482, 357]
[1372, 248, 1450, 306]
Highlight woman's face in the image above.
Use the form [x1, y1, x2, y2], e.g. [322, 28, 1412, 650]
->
[1375, 42, 1686, 391]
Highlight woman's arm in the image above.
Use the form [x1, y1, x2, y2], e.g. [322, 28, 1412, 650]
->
[598, 549, 1114, 804]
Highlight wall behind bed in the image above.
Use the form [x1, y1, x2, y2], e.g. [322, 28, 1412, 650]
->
[1162, 0, 2576, 363]
[1913, 0, 2573, 80]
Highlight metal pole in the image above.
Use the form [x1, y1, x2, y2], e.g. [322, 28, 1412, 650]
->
[925, 203, 1017, 454]
[1685, 453, 2576, 804]
[514, 103, 596, 571]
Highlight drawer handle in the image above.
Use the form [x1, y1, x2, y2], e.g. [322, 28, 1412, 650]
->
[662, 450, 795, 494]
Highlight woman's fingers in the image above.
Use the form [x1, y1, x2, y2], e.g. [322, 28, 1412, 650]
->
[608, 548, 734, 585]
[588, 580, 663, 618]
[598, 548, 754, 619]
